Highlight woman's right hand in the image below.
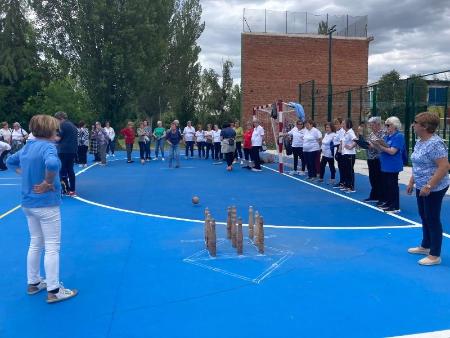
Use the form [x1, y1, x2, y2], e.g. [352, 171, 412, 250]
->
[406, 183, 414, 195]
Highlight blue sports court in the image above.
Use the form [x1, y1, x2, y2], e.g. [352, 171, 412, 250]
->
[1, 154, 449, 338]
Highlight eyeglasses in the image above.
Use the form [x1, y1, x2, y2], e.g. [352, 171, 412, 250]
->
[413, 120, 418, 124]
[385, 124, 391, 127]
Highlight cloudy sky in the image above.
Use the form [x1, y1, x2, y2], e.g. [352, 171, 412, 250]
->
[197, 0, 450, 85]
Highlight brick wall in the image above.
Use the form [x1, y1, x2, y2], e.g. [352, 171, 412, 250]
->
[241, 32, 371, 138]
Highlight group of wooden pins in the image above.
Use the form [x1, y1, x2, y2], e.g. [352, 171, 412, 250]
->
[204, 206, 264, 257]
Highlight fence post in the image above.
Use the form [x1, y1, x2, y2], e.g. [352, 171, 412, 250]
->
[305, 12, 308, 33]
[372, 85, 377, 116]
[311, 80, 316, 120]
[264, 9, 267, 33]
[443, 86, 448, 140]
[347, 90, 352, 119]
[404, 78, 411, 158]
[359, 86, 363, 123]
[411, 82, 416, 150]
[286, 11, 288, 34]
[346, 14, 349, 37]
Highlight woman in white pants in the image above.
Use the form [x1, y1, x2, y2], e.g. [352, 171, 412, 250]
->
[7, 114, 78, 303]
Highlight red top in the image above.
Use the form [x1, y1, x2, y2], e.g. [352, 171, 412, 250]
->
[120, 127, 135, 144]
[243, 128, 253, 149]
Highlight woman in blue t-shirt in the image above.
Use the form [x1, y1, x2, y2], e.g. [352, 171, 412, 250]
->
[407, 112, 449, 266]
[7, 115, 78, 303]
[373, 116, 405, 213]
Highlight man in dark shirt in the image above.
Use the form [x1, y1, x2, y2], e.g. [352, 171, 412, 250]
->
[55, 111, 78, 196]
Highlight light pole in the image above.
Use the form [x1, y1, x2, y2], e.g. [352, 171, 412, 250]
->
[327, 25, 336, 122]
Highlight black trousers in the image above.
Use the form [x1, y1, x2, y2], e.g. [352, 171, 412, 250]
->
[417, 186, 448, 257]
[292, 147, 305, 171]
[250, 146, 261, 169]
[244, 148, 251, 161]
[234, 142, 243, 159]
[205, 142, 213, 159]
[382, 172, 400, 209]
[138, 141, 146, 160]
[320, 156, 336, 179]
[225, 152, 234, 166]
[335, 152, 343, 184]
[304, 150, 319, 178]
[341, 154, 356, 189]
[106, 140, 115, 155]
[185, 141, 194, 157]
[367, 158, 382, 200]
[77, 145, 88, 165]
[213, 142, 222, 160]
[197, 141, 205, 158]
[59, 153, 76, 192]
[0, 149, 10, 169]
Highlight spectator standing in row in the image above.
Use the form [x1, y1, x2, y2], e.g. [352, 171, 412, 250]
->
[0, 140, 11, 171]
[11, 122, 28, 154]
[121, 122, 135, 163]
[220, 123, 236, 171]
[0, 122, 12, 144]
[204, 124, 214, 160]
[332, 118, 344, 188]
[407, 112, 450, 266]
[364, 116, 384, 202]
[77, 121, 89, 168]
[104, 121, 115, 157]
[375, 116, 405, 213]
[153, 121, 166, 161]
[166, 122, 183, 168]
[7, 114, 78, 303]
[242, 122, 253, 169]
[195, 125, 206, 158]
[302, 119, 322, 180]
[92, 122, 109, 166]
[234, 121, 243, 163]
[54, 112, 78, 197]
[288, 120, 306, 175]
[143, 120, 152, 161]
[212, 124, 222, 162]
[250, 119, 265, 172]
[319, 122, 336, 184]
[340, 119, 357, 193]
[183, 121, 195, 159]
[137, 122, 149, 164]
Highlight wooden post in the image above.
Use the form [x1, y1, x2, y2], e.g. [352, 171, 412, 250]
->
[254, 211, 260, 246]
[257, 216, 265, 254]
[231, 206, 237, 248]
[226, 207, 232, 240]
[248, 206, 254, 240]
[237, 217, 243, 255]
[209, 219, 217, 257]
[204, 208, 210, 247]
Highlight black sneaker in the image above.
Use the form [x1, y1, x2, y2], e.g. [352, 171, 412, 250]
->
[376, 201, 387, 207]
[363, 198, 378, 202]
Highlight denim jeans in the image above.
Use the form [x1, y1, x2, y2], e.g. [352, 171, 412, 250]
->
[417, 186, 449, 257]
[155, 138, 165, 158]
[169, 144, 180, 167]
[23, 206, 61, 291]
[106, 139, 115, 155]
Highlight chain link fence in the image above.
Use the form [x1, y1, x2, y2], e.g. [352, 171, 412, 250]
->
[243, 9, 368, 37]
[298, 70, 450, 159]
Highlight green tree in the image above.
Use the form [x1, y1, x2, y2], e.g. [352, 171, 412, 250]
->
[318, 20, 328, 35]
[0, 0, 46, 124]
[376, 70, 406, 119]
[30, 0, 176, 126]
[164, 0, 204, 125]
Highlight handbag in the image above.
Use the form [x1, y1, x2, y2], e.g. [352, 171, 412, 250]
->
[228, 138, 235, 146]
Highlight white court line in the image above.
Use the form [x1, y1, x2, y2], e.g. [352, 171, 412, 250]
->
[0, 177, 20, 180]
[0, 184, 20, 186]
[0, 205, 21, 220]
[386, 329, 450, 338]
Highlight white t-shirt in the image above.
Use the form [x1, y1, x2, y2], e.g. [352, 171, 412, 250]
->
[0, 141, 11, 154]
[0, 128, 12, 143]
[11, 128, 28, 141]
[251, 125, 265, 146]
[195, 130, 205, 142]
[183, 126, 196, 141]
[321, 132, 336, 158]
[205, 130, 213, 142]
[212, 130, 221, 143]
[104, 127, 115, 141]
[341, 129, 357, 155]
[288, 127, 305, 147]
[302, 127, 322, 152]
[334, 128, 345, 146]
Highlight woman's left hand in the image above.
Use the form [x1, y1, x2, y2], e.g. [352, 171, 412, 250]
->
[419, 185, 431, 197]
[33, 181, 55, 194]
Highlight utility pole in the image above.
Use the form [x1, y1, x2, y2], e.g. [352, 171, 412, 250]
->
[327, 25, 336, 122]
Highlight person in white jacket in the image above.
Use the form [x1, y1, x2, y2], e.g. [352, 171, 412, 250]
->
[319, 123, 336, 184]
[104, 121, 116, 157]
[0, 140, 11, 171]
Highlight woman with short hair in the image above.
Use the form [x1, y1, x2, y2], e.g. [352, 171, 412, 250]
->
[374, 116, 405, 212]
[153, 121, 166, 161]
[407, 112, 449, 266]
[364, 116, 384, 202]
[143, 120, 152, 161]
[104, 121, 115, 157]
[77, 121, 89, 168]
[0, 121, 12, 144]
[288, 120, 306, 175]
[234, 121, 243, 162]
[7, 114, 78, 303]
[302, 119, 322, 180]
[250, 119, 265, 172]
[340, 119, 357, 192]
[204, 124, 214, 160]
[212, 124, 222, 162]
[11, 122, 28, 154]
[319, 122, 336, 184]
[195, 125, 206, 158]
[92, 121, 109, 166]
[220, 123, 237, 171]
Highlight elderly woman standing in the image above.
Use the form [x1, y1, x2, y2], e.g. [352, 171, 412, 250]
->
[0, 121, 12, 144]
[92, 122, 109, 166]
[302, 119, 322, 180]
[340, 119, 357, 192]
[407, 112, 449, 266]
[220, 123, 237, 171]
[7, 115, 78, 303]
[374, 116, 405, 213]
[11, 122, 28, 154]
[364, 116, 384, 202]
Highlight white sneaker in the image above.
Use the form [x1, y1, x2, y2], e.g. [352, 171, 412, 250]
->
[47, 284, 78, 304]
[78, 164, 83, 168]
[288, 170, 296, 175]
[298, 171, 306, 176]
[251, 168, 262, 172]
[27, 279, 47, 295]
[162, 158, 165, 161]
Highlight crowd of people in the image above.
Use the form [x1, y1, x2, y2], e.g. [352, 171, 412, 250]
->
[0, 110, 448, 306]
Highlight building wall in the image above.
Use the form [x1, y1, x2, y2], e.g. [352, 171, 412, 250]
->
[241, 32, 371, 133]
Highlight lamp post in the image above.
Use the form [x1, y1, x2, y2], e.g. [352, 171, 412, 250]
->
[327, 25, 336, 122]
